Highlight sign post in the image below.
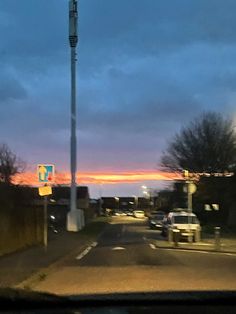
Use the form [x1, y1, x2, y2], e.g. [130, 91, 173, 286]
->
[183, 170, 197, 212]
[187, 182, 197, 212]
[37, 164, 54, 250]
[43, 195, 48, 249]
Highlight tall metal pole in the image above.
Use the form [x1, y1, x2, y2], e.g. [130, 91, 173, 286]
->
[69, 0, 78, 214]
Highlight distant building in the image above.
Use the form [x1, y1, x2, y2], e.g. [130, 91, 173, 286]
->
[52, 186, 90, 209]
[29, 185, 90, 210]
[101, 196, 151, 211]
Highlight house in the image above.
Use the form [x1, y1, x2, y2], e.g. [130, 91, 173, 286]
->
[52, 185, 90, 209]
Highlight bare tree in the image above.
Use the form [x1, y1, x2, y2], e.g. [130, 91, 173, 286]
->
[161, 112, 236, 173]
[0, 144, 25, 184]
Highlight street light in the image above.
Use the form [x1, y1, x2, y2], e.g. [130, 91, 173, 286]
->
[141, 186, 155, 211]
[132, 195, 138, 210]
[99, 183, 103, 216]
[114, 197, 119, 210]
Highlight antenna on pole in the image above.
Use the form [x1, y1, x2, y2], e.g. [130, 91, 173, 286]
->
[69, 0, 78, 48]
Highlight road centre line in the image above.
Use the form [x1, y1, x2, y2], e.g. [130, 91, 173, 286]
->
[111, 246, 126, 250]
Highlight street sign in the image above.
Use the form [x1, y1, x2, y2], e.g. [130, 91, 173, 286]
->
[37, 164, 55, 182]
[38, 186, 52, 196]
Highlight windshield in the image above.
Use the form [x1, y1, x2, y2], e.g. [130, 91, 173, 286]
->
[173, 216, 199, 224]
[153, 214, 165, 221]
[0, 0, 236, 299]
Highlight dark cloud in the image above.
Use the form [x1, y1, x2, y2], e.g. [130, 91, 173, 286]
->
[0, 72, 27, 102]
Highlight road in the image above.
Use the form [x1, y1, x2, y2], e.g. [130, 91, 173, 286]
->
[33, 216, 236, 295]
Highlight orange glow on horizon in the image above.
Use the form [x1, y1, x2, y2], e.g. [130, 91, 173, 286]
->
[13, 170, 182, 186]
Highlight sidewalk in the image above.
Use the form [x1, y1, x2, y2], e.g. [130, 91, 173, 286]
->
[153, 236, 236, 254]
[0, 217, 109, 288]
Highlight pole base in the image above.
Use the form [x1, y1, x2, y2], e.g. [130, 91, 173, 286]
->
[67, 210, 84, 232]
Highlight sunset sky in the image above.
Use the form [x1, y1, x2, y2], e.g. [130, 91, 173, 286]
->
[1, 0, 236, 196]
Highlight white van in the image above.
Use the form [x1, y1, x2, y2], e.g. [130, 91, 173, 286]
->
[162, 210, 201, 242]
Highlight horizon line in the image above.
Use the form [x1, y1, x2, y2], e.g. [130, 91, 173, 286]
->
[13, 170, 182, 185]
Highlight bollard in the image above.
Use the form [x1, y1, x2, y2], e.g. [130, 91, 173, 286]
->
[173, 229, 180, 247]
[168, 229, 173, 242]
[214, 226, 221, 251]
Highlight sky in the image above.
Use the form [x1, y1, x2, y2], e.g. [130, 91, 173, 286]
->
[1, 0, 236, 197]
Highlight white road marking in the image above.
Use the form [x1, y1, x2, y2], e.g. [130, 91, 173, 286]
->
[91, 241, 97, 247]
[149, 243, 156, 250]
[76, 246, 93, 260]
[111, 246, 126, 250]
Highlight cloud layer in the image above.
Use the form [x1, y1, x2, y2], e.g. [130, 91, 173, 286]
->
[1, 0, 236, 188]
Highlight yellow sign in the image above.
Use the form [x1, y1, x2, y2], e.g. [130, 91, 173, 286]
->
[188, 183, 197, 194]
[38, 186, 52, 196]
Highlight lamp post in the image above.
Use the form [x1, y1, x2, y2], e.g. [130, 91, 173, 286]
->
[142, 186, 154, 211]
[132, 195, 138, 210]
[114, 197, 119, 210]
[115, 197, 119, 211]
[99, 183, 103, 216]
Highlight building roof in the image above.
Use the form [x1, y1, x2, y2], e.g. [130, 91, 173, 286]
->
[53, 186, 89, 200]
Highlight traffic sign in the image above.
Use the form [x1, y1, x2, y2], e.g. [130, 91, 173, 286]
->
[38, 186, 52, 196]
[188, 183, 197, 194]
[183, 182, 197, 194]
[37, 164, 55, 182]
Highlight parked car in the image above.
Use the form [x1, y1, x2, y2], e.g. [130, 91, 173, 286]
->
[125, 210, 134, 216]
[161, 210, 201, 242]
[113, 210, 127, 216]
[133, 210, 145, 218]
[148, 211, 165, 230]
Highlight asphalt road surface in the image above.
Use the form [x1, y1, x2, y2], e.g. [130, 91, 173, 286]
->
[33, 216, 236, 295]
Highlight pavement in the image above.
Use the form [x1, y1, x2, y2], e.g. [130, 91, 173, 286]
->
[19, 216, 236, 295]
[0, 217, 109, 288]
[151, 231, 236, 254]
